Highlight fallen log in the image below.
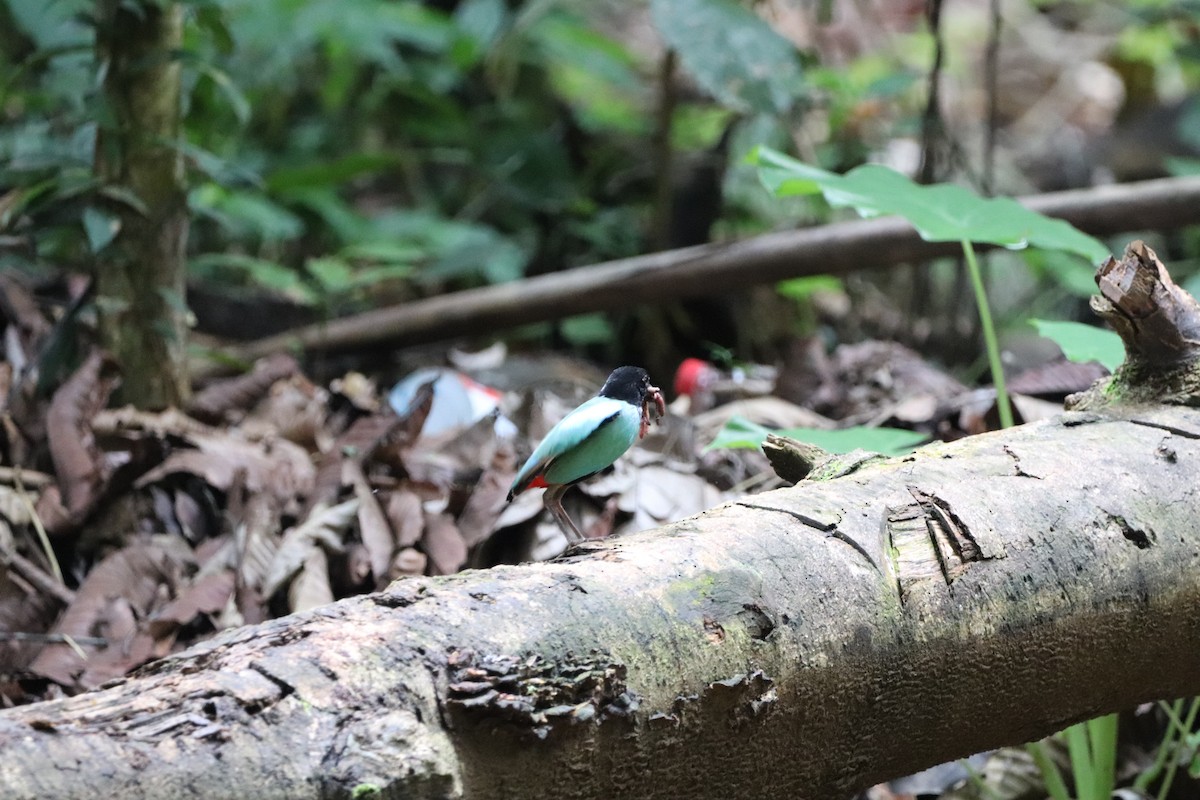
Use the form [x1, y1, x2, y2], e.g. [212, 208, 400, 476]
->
[215, 174, 1200, 365]
[3, 241, 1199, 799]
[1, 404, 1198, 799]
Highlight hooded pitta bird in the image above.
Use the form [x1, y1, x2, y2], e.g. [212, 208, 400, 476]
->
[508, 366, 665, 543]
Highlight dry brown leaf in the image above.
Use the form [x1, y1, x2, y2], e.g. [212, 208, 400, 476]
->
[388, 547, 427, 579]
[93, 405, 214, 440]
[136, 432, 315, 514]
[0, 562, 62, 673]
[424, 412, 501, 471]
[692, 396, 834, 445]
[288, 547, 333, 613]
[809, 340, 970, 423]
[248, 374, 329, 450]
[385, 488, 425, 548]
[0, 361, 12, 416]
[330, 543, 373, 595]
[186, 354, 300, 424]
[0, 483, 34, 528]
[296, 381, 435, 543]
[28, 540, 192, 689]
[235, 493, 281, 590]
[172, 482, 217, 543]
[330, 372, 379, 413]
[308, 389, 431, 511]
[422, 511, 467, 576]
[45, 351, 120, 516]
[148, 570, 236, 639]
[262, 499, 357, 599]
[1007, 358, 1108, 397]
[622, 462, 724, 527]
[343, 460, 393, 584]
[0, 273, 53, 360]
[456, 439, 516, 548]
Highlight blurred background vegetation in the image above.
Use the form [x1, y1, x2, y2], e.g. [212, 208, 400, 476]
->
[3, 0, 1200, 384]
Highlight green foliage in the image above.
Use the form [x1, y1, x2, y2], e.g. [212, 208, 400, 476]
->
[560, 313, 615, 347]
[1135, 698, 1200, 798]
[650, 0, 804, 114]
[707, 416, 927, 456]
[0, 0, 667, 316]
[1030, 320, 1125, 371]
[1027, 714, 1118, 800]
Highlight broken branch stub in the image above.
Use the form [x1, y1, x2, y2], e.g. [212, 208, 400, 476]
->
[1071, 240, 1200, 410]
[1092, 240, 1200, 365]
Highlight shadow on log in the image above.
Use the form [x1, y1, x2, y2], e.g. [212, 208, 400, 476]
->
[3, 241, 1200, 799]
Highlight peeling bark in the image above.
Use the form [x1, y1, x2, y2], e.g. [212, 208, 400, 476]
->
[2, 405, 1200, 799]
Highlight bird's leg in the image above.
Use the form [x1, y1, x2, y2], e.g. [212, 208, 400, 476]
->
[543, 484, 584, 544]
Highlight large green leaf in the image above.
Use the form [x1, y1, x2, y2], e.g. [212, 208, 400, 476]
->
[7, 0, 91, 48]
[1030, 319, 1124, 371]
[650, 0, 803, 114]
[753, 147, 1110, 264]
[707, 416, 927, 455]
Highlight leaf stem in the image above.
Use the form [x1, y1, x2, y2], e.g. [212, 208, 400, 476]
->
[1087, 713, 1118, 800]
[961, 240, 1013, 428]
[1026, 741, 1072, 800]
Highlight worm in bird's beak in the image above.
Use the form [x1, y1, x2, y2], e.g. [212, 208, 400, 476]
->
[640, 385, 666, 438]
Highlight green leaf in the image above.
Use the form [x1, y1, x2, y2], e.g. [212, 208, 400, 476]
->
[7, 0, 91, 48]
[752, 147, 1110, 264]
[1024, 248, 1098, 298]
[776, 275, 842, 300]
[266, 153, 403, 194]
[81, 205, 120, 253]
[305, 256, 354, 292]
[190, 253, 317, 305]
[190, 60, 252, 126]
[194, 5, 234, 54]
[707, 416, 927, 455]
[650, 0, 803, 114]
[706, 416, 773, 450]
[1165, 156, 1200, 177]
[193, 188, 304, 242]
[340, 241, 423, 265]
[1030, 319, 1124, 371]
[560, 313, 614, 346]
[453, 0, 507, 53]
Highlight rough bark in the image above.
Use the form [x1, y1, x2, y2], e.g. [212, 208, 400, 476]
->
[1071, 240, 1200, 410]
[94, 0, 189, 408]
[214, 174, 1200, 366]
[2, 404, 1200, 799]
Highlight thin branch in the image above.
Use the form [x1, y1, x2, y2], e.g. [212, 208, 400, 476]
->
[204, 175, 1200, 370]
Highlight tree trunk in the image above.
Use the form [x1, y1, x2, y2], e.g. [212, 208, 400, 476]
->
[1, 403, 1199, 799]
[94, 0, 189, 409]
